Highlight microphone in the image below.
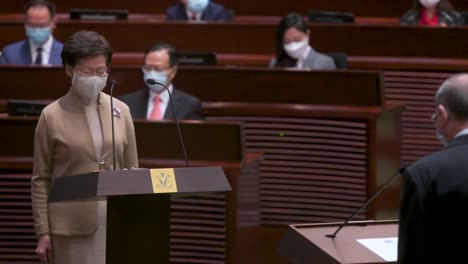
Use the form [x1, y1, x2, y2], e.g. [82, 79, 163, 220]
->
[325, 166, 407, 239]
[110, 80, 118, 171]
[146, 79, 189, 167]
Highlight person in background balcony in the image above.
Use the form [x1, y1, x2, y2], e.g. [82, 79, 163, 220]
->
[166, 0, 232, 22]
[0, 0, 63, 65]
[271, 13, 336, 70]
[400, 0, 464, 26]
[118, 43, 203, 121]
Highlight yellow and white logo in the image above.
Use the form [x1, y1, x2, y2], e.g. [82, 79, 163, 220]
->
[150, 168, 178, 193]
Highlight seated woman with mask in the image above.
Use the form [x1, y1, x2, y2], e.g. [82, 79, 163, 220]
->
[400, 0, 464, 26]
[271, 13, 336, 70]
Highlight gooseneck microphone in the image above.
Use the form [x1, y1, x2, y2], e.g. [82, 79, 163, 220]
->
[326, 166, 407, 239]
[146, 79, 189, 167]
[110, 80, 118, 171]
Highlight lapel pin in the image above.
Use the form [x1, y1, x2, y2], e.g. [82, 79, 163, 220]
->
[113, 107, 121, 118]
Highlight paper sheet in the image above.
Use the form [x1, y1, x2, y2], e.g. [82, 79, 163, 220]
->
[356, 237, 398, 261]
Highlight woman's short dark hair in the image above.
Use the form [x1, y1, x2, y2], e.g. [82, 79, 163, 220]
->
[273, 13, 309, 68]
[61, 31, 113, 67]
[412, 0, 454, 12]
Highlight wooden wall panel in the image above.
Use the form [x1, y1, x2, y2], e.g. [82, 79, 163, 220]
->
[209, 117, 369, 227]
[170, 194, 227, 264]
[0, 173, 36, 264]
[384, 71, 449, 165]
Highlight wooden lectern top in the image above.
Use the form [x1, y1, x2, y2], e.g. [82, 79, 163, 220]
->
[280, 220, 398, 264]
[48, 166, 231, 203]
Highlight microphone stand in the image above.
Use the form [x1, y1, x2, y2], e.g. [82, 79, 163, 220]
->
[146, 79, 189, 167]
[326, 166, 406, 238]
[110, 80, 117, 171]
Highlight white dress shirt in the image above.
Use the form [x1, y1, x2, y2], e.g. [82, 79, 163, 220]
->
[296, 46, 311, 69]
[146, 84, 174, 120]
[186, 8, 202, 21]
[84, 99, 103, 163]
[29, 36, 53, 65]
[455, 128, 468, 138]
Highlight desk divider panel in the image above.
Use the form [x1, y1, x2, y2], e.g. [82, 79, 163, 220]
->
[0, 22, 467, 58]
[0, 0, 429, 17]
[0, 66, 383, 106]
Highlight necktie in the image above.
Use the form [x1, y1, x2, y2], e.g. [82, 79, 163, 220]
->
[191, 14, 197, 21]
[149, 95, 162, 120]
[35, 47, 43, 65]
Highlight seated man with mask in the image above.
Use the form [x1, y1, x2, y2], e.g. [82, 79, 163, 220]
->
[166, 0, 232, 22]
[0, 0, 63, 65]
[119, 43, 203, 121]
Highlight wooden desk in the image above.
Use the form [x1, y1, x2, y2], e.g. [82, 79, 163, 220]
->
[0, 65, 383, 106]
[0, 118, 254, 264]
[1, 0, 467, 17]
[1, 21, 467, 58]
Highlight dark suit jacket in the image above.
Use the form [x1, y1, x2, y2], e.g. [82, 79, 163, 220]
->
[166, 2, 232, 21]
[398, 134, 468, 264]
[0, 38, 63, 65]
[118, 88, 204, 120]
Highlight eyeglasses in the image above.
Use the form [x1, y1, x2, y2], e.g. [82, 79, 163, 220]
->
[74, 67, 110, 77]
[431, 112, 440, 124]
[25, 23, 52, 29]
[142, 65, 170, 72]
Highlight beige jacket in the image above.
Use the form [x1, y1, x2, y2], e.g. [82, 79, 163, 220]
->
[31, 90, 138, 236]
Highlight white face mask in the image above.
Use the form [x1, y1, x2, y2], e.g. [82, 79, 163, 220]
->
[435, 129, 448, 146]
[432, 112, 448, 146]
[187, 0, 209, 14]
[283, 38, 310, 59]
[419, 0, 440, 8]
[142, 68, 169, 93]
[72, 73, 108, 102]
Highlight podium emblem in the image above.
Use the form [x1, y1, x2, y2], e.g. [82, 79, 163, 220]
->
[150, 168, 178, 193]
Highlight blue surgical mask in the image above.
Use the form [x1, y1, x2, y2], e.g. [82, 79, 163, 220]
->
[25, 26, 51, 45]
[143, 69, 168, 93]
[187, 0, 209, 14]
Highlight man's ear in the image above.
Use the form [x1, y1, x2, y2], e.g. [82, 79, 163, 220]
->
[169, 65, 178, 81]
[50, 16, 57, 32]
[438, 104, 450, 127]
[65, 64, 73, 78]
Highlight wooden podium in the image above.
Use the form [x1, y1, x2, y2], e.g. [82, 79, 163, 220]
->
[279, 220, 398, 264]
[48, 166, 231, 264]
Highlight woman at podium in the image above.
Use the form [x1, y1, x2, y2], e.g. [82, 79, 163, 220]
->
[31, 30, 138, 264]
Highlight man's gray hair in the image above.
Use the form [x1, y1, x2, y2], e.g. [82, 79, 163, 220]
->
[435, 73, 468, 121]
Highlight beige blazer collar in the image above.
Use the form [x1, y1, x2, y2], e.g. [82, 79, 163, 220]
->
[59, 90, 113, 165]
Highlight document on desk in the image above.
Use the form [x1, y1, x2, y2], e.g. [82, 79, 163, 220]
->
[356, 237, 398, 261]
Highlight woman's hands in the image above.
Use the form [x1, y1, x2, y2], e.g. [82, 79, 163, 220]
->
[36, 234, 52, 263]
